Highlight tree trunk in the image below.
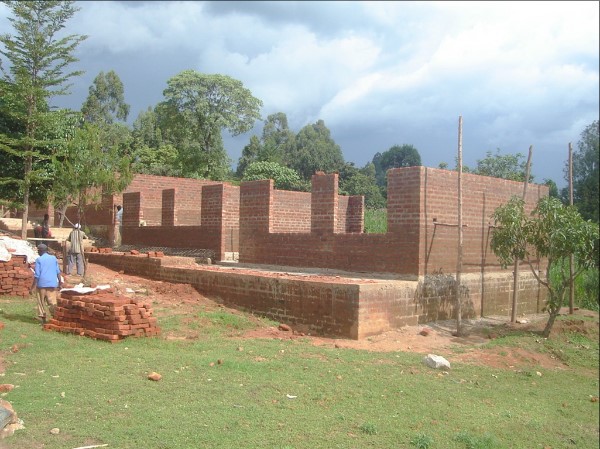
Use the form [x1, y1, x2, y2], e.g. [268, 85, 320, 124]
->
[542, 308, 560, 338]
[21, 155, 33, 240]
[58, 203, 69, 227]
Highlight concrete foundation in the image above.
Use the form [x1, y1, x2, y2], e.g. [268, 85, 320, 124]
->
[88, 252, 544, 340]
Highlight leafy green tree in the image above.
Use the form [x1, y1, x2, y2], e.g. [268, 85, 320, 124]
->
[51, 117, 132, 224]
[0, 78, 27, 209]
[236, 112, 296, 178]
[236, 135, 262, 178]
[543, 178, 559, 198]
[288, 119, 345, 180]
[130, 106, 176, 175]
[339, 162, 386, 209]
[472, 149, 533, 182]
[261, 112, 296, 165]
[0, 0, 86, 238]
[373, 144, 421, 192]
[81, 70, 130, 125]
[81, 70, 132, 159]
[158, 70, 262, 180]
[132, 107, 162, 148]
[491, 196, 599, 337]
[242, 161, 306, 191]
[565, 120, 599, 222]
[131, 143, 179, 176]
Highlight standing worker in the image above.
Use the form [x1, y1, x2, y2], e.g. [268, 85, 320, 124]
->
[30, 244, 62, 324]
[114, 205, 123, 247]
[66, 223, 87, 276]
[41, 213, 51, 246]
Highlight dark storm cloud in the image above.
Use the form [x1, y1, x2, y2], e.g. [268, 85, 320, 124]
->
[2, 1, 598, 189]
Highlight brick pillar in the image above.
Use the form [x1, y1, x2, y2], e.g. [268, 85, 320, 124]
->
[162, 189, 176, 226]
[345, 195, 364, 233]
[239, 180, 273, 262]
[386, 167, 423, 235]
[122, 192, 142, 245]
[311, 172, 338, 235]
[221, 184, 240, 254]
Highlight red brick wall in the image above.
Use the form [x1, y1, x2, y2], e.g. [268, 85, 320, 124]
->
[339, 195, 364, 233]
[32, 174, 220, 232]
[272, 190, 311, 233]
[121, 183, 240, 260]
[239, 172, 418, 275]
[418, 167, 548, 276]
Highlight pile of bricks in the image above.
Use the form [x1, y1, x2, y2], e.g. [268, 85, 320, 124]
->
[88, 247, 113, 254]
[0, 256, 33, 297]
[45, 289, 160, 342]
[125, 250, 165, 257]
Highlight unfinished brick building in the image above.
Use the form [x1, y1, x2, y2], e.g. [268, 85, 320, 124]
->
[72, 167, 548, 339]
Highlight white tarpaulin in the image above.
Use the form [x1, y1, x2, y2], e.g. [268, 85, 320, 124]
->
[0, 237, 39, 264]
[60, 283, 112, 294]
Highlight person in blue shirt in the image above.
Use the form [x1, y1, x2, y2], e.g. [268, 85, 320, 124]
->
[29, 244, 62, 324]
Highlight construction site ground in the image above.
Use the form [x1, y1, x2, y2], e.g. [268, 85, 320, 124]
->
[63, 258, 599, 372]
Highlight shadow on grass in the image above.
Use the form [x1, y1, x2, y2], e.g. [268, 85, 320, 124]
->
[0, 310, 38, 325]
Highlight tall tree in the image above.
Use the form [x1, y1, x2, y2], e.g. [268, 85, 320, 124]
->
[236, 135, 262, 178]
[81, 70, 129, 125]
[472, 148, 533, 182]
[565, 120, 599, 222]
[261, 112, 296, 165]
[158, 70, 262, 180]
[132, 107, 162, 149]
[130, 106, 178, 175]
[81, 70, 132, 158]
[373, 144, 422, 191]
[288, 119, 344, 180]
[0, 0, 86, 238]
[236, 112, 296, 178]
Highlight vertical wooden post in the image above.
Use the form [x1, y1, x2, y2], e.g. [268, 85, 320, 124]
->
[568, 142, 575, 314]
[456, 116, 463, 336]
[511, 145, 533, 323]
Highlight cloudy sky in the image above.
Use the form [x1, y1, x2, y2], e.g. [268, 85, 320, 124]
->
[2, 1, 598, 187]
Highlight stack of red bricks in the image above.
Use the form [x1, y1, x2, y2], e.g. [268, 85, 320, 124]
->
[45, 289, 160, 342]
[0, 255, 33, 297]
[88, 247, 113, 254]
[125, 249, 165, 257]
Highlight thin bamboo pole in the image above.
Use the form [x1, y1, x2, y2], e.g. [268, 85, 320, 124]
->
[456, 116, 463, 336]
[511, 145, 533, 323]
[568, 142, 574, 314]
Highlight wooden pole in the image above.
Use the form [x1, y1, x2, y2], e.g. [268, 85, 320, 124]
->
[568, 142, 575, 314]
[510, 145, 533, 323]
[456, 116, 463, 336]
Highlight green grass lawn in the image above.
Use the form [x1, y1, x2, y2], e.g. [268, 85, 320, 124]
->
[0, 297, 598, 449]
